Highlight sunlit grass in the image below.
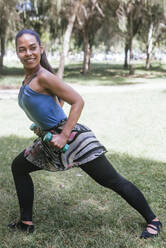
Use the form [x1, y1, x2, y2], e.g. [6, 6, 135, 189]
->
[1, 87, 166, 162]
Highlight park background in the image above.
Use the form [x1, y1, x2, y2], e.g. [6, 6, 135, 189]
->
[0, 0, 166, 247]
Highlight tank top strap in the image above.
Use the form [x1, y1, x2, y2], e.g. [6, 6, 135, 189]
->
[23, 70, 40, 85]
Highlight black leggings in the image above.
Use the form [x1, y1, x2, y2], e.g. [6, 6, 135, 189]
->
[11, 151, 156, 223]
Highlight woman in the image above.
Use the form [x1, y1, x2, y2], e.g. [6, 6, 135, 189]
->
[8, 29, 162, 239]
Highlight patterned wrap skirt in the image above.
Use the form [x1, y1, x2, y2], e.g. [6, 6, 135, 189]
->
[24, 121, 107, 172]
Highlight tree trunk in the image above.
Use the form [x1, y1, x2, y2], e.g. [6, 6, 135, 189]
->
[82, 31, 91, 75]
[0, 36, 5, 70]
[129, 38, 134, 75]
[146, 22, 153, 70]
[129, 8, 134, 75]
[57, 1, 81, 79]
[124, 42, 129, 68]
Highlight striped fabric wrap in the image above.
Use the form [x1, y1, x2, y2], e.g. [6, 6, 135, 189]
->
[24, 122, 107, 171]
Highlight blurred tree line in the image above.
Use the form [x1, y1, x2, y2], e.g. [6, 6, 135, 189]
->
[0, 0, 166, 77]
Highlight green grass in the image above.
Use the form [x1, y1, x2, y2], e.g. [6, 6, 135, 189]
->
[63, 62, 166, 86]
[0, 64, 166, 247]
[0, 62, 166, 88]
[0, 136, 165, 248]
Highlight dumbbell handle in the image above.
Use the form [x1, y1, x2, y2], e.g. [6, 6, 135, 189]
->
[30, 124, 69, 153]
[30, 123, 38, 130]
[43, 132, 69, 153]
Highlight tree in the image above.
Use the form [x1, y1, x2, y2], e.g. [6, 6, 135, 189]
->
[0, 0, 18, 69]
[140, 0, 166, 69]
[57, 0, 82, 79]
[117, 0, 144, 74]
[74, 0, 106, 75]
[93, 0, 120, 58]
[44, 0, 83, 79]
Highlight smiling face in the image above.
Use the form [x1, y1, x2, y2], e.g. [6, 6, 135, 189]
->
[16, 34, 43, 71]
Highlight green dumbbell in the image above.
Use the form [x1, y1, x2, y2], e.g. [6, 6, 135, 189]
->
[30, 123, 38, 131]
[43, 132, 69, 153]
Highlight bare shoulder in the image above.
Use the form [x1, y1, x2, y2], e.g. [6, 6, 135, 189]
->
[38, 68, 55, 83]
[36, 67, 82, 103]
[36, 67, 73, 98]
[37, 68, 66, 90]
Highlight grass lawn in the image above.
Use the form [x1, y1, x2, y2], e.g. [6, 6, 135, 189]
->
[0, 63, 166, 247]
[0, 61, 166, 88]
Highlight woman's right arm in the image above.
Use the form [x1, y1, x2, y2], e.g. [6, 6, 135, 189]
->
[38, 70, 84, 149]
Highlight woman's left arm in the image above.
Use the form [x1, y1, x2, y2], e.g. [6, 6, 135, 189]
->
[39, 71, 84, 148]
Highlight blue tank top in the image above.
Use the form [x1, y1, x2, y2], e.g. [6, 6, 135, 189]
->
[18, 84, 67, 131]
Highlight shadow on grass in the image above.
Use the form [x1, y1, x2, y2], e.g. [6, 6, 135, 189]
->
[1, 135, 165, 247]
[1, 136, 165, 212]
[64, 63, 166, 86]
[1, 134, 166, 192]
[0, 63, 166, 89]
[0, 66, 24, 76]
[135, 64, 166, 73]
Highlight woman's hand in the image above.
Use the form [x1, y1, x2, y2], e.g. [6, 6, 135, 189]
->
[49, 133, 68, 150]
[33, 127, 42, 137]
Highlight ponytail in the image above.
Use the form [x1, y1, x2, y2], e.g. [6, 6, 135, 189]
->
[40, 51, 55, 74]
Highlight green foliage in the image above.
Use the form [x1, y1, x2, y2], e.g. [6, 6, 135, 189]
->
[94, 0, 121, 50]
[138, 0, 166, 43]
[0, 1, 19, 50]
[73, 0, 120, 50]
[0, 0, 166, 73]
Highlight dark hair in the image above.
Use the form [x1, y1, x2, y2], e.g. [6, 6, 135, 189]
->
[15, 29, 55, 74]
[16, 29, 41, 45]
